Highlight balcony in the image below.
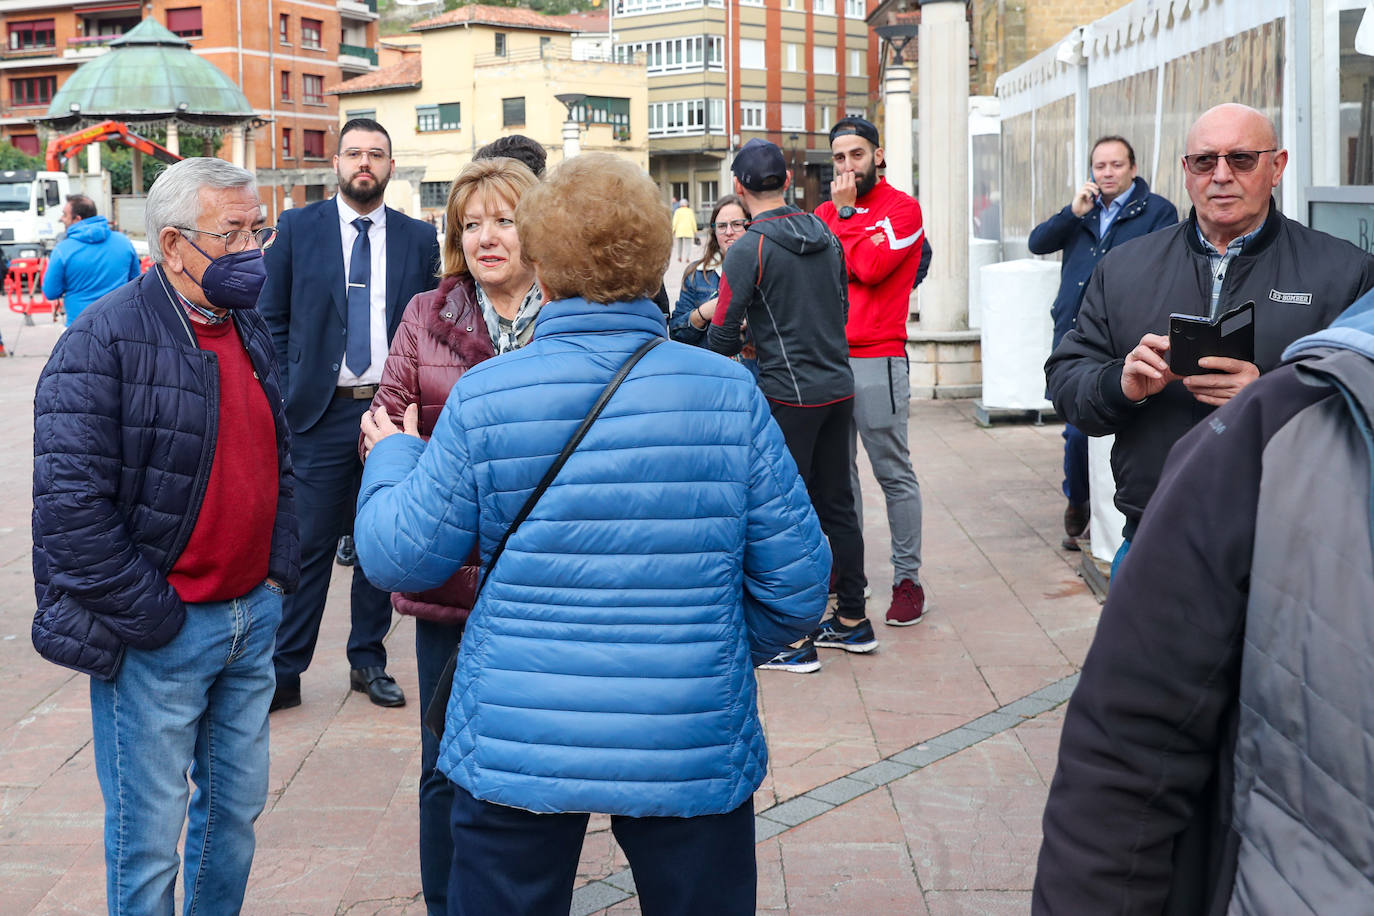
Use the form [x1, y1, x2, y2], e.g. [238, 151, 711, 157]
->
[64, 35, 118, 61]
[0, 44, 59, 63]
[339, 43, 379, 70]
[337, 0, 379, 21]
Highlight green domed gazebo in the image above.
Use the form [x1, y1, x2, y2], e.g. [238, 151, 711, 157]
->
[37, 19, 257, 134]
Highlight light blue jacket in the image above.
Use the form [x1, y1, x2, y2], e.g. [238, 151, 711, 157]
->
[42, 216, 141, 325]
[356, 297, 830, 817]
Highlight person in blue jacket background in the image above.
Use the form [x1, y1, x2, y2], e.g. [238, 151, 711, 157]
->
[42, 193, 141, 325]
[1029, 136, 1177, 548]
[354, 153, 830, 916]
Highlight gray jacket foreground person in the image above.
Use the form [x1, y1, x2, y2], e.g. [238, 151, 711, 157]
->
[1034, 291, 1374, 913]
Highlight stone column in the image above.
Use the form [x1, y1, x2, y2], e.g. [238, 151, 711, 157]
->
[562, 120, 581, 161]
[87, 140, 100, 175]
[131, 149, 143, 194]
[229, 126, 246, 167]
[244, 128, 256, 172]
[907, 0, 978, 398]
[165, 121, 179, 157]
[883, 64, 913, 196]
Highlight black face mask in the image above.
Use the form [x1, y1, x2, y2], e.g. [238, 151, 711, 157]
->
[183, 238, 268, 310]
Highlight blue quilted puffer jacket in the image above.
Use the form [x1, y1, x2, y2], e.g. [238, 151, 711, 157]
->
[356, 297, 829, 817]
[32, 268, 299, 680]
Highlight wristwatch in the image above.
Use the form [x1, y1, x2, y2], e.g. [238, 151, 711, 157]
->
[837, 205, 857, 220]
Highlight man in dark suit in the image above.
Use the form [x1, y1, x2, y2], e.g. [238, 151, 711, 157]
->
[259, 118, 440, 710]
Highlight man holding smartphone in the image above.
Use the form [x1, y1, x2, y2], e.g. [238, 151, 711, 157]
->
[1029, 137, 1177, 550]
[1046, 103, 1374, 571]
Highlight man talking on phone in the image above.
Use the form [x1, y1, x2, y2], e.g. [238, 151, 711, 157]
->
[1029, 136, 1176, 549]
[1045, 103, 1374, 572]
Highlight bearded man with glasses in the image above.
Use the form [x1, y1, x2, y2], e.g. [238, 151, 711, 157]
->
[1046, 102, 1374, 574]
[258, 117, 441, 713]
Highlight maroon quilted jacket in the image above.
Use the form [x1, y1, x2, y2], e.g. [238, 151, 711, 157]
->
[363, 274, 495, 623]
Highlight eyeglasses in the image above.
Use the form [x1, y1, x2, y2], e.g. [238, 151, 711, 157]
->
[714, 219, 749, 233]
[178, 226, 277, 252]
[1181, 149, 1278, 175]
[339, 148, 389, 163]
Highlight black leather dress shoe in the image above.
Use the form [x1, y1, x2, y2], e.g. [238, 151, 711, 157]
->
[336, 535, 357, 567]
[1063, 501, 1090, 538]
[270, 680, 301, 713]
[350, 666, 406, 707]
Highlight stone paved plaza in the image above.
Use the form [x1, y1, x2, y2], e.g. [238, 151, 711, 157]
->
[0, 258, 1101, 914]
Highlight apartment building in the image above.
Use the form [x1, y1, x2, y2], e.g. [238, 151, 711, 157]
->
[329, 5, 647, 221]
[0, 0, 379, 210]
[611, 0, 876, 219]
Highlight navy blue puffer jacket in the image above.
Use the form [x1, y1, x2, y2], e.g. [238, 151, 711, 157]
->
[32, 269, 299, 680]
[356, 297, 829, 818]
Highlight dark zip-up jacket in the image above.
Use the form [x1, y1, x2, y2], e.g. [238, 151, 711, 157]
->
[1045, 199, 1374, 530]
[708, 204, 852, 406]
[1028, 177, 1178, 349]
[1035, 295, 1374, 913]
[31, 268, 300, 680]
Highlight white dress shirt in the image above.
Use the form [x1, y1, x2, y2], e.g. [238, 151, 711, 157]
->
[336, 196, 388, 386]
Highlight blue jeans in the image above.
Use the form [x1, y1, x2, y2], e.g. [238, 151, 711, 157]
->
[90, 580, 282, 916]
[1062, 423, 1089, 506]
[416, 617, 463, 916]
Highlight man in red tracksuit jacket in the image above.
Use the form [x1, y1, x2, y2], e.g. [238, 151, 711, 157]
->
[816, 116, 928, 627]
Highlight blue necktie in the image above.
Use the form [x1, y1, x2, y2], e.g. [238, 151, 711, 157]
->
[346, 216, 372, 376]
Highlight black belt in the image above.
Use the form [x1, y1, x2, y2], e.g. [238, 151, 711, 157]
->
[335, 384, 379, 400]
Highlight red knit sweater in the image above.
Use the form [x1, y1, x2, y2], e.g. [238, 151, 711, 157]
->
[167, 318, 279, 603]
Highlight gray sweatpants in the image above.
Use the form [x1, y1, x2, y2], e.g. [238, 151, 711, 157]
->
[849, 355, 923, 583]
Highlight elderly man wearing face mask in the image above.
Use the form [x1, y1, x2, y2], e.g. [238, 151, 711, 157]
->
[31, 156, 299, 916]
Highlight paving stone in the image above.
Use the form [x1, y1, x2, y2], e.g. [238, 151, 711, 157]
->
[570, 880, 632, 916]
[805, 776, 873, 805]
[965, 710, 1026, 734]
[603, 869, 637, 894]
[1030, 673, 1080, 704]
[759, 796, 833, 827]
[849, 759, 917, 784]
[997, 694, 1060, 719]
[889, 743, 958, 768]
[754, 816, 790, 841]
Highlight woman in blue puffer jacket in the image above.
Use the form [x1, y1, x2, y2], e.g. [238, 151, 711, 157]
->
[354, 153, 829, 916]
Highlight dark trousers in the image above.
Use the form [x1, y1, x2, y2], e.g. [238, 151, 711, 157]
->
[416, 618, 463, 916]
[447, 785, 756, 916]
[274, 396, 392, 686]
[770, 398, 867, 617]
[1061, 422, 1089, 505]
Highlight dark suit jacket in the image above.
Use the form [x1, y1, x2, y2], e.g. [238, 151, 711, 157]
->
[258, 197, 441, 433]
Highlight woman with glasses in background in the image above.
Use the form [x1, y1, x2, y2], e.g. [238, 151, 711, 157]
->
[359, 155, 539, 916]
[670, 194, 754, 372]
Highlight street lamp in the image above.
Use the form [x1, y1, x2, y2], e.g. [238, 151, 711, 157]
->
[555, 92, 587, 160]
[874, 24, 918, 196]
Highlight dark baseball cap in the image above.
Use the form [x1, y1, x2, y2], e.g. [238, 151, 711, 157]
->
[829, 116, 881, 148]
[731, 139, 787, 192]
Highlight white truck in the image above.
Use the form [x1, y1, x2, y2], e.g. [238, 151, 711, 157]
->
[0, 169, 70, 260]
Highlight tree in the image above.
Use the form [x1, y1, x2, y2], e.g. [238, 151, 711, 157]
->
[0, 144, 43, 171]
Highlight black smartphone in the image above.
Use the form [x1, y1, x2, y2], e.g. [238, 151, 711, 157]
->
[1168, 300, 1255, 376]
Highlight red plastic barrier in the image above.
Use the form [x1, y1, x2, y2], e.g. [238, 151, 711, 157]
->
[6, 257, 60, 321]
[140, 255, 153, 274]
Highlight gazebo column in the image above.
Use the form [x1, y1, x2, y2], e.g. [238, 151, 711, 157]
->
[244, 127, 256, 171]
[131, 150, 143, 194]
[87, 141, 101, 175]
[230, 126, 245, 167]
[165, 121, 179, 157]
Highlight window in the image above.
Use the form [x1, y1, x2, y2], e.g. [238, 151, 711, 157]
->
[618, 0, 722, 15]
[740, 101, 765, 130]
[166, 7, 203, 39]
[814, 45, 836, 75]
[437, 102, 461, 130]
[416, 105, 439, 132]
[740, 39, 765, 70]
[707, 36, 724, 70]
[813, 0, 834, 13]
[305, 184, 325, 202]
[502, 97, 525, 127]
[570, 96, 630, 129]
[820, 105, 831, 131]
[302, 130, 325, 159]
[671, 182, 690, 203]
[10, 76, 56, 107]
[279, 71, 291, 101]
[301, 18, 323, 50]
[740, 0, 763, 7]
[302, 74, 323, 105]
[345, 108, 376, 120]
[279, 14, 289, 44]
[281, 128, 293, 159]
[844, 0, 864, 16]
[848, 49, 864, 75]
[781, 102, 805, 132]
[648, 99, 709, 137]
[540, 36, 551, 56]
[8, 19, 56, 51]
[494, 33, 506, 57]
[785, 44, 802, 71]
[699, 180, 718, 205]
[421, 181, 448, 209]
[709, 98, 725, 135]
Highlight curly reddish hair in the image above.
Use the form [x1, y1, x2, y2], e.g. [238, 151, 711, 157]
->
[442, 157, 538, 278]
[516, 153, 671, 304]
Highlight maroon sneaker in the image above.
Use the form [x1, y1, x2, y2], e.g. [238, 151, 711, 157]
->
[885, 579, 927, 626]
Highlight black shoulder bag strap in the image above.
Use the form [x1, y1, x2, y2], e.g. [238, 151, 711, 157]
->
[423, 336, 664, 738]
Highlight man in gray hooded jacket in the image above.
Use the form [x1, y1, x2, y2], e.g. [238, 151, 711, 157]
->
[1034, 290, 1374, 913]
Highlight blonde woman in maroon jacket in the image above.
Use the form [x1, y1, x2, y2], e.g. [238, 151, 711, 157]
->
[361, 155, 539, 916]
